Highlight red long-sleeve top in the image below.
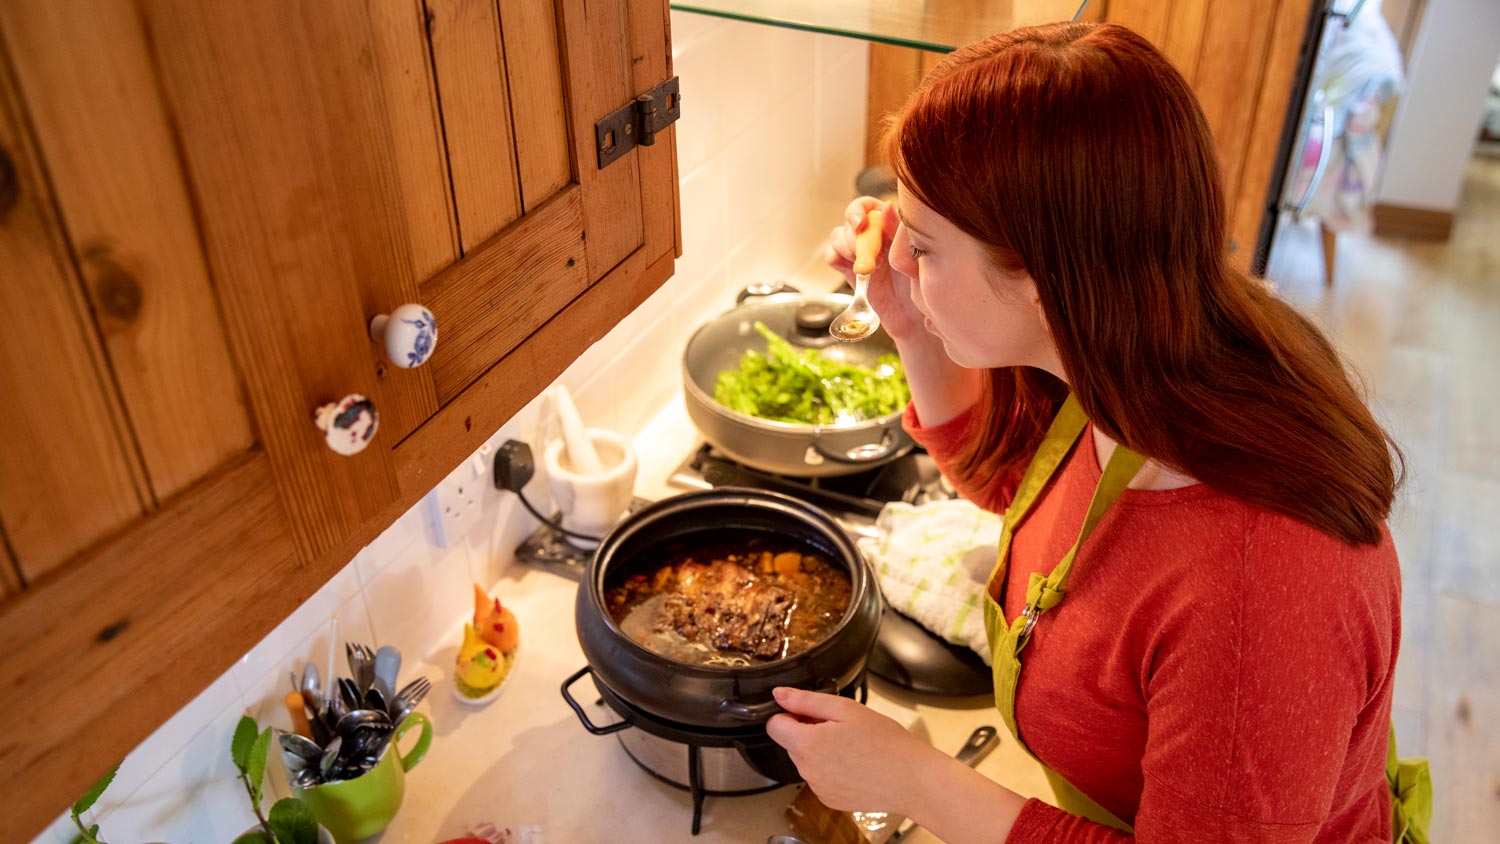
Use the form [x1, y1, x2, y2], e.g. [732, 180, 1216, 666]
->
[905, 403, 1400, 843]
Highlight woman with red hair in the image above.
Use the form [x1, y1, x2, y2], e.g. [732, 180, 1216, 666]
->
[765, 22, 1421, 843]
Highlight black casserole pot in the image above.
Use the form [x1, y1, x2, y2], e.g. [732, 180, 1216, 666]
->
[573, 488, 882, 729]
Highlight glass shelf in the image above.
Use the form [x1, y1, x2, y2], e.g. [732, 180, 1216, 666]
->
[670, 0, 1093, 53]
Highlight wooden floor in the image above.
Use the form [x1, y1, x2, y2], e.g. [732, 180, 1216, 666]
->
[1266, 155, 1500, 842]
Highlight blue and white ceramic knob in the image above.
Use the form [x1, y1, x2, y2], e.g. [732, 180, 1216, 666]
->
[314, 393, 379, 456]
[369, 303, 438, 368]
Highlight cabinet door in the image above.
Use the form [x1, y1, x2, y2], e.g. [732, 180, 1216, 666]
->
[136, 0, 677, 562]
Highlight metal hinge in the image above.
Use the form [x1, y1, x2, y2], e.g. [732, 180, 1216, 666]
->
[594, 76, 680, 170]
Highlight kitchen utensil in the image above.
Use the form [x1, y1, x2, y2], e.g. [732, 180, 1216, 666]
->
[571, 488, 881, 731]
[829, 208, 885, 342]
[339, 677, 362, 711]
[390, 677, 431, 723]
[301, 663, 323, 716]
[542, 428, 637, 544]
[364, 686, 387, 716]
[885, 727, 1000, 843]
[372, 645, 401, 702]
[285, 691, 314, 739]
[281, 732, 324, 761]
[328, 688, 351, 727]
[292, 712, 432, 843]
[338, 708, 392, 733]
[347, 642, 375, 696]
[768, 836, 809, 844]
[682, 291, 913, 477]
[319, 736, 343, 780]
[550, 385, 605, 475]
[324, 620, 339, 708]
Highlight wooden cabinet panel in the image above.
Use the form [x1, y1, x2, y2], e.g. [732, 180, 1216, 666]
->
[561, 0, 646, 282]
[1, 1, 677, 836]
[0, 453, 300, 841]
[500, 0, 573, 211]
[427, 187, 588, 404]
[368, 0, 461, 283]
[0, 0, 255, 503]
[424, 0, 525, 252]
[140, 0, 404, 562]
[0, 66, 146, 581]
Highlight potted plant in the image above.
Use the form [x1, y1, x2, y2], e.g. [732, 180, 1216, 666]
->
[229, 716, 329, 844]
[61, 716, 330, 844]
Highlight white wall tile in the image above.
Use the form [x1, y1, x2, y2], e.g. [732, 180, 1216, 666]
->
[359, 537, 439, 664]
[85, 671, 243, 823]
[230, 562, 363, 699]
[95, 701, 257, 843]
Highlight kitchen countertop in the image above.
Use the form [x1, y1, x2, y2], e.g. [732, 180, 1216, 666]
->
[381, 396, 1053, 843]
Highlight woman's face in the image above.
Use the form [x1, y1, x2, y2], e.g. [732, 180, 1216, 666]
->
[887, 184, 1061, 375]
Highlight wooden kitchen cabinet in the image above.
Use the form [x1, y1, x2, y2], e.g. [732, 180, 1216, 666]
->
[0, 0, 679, 836]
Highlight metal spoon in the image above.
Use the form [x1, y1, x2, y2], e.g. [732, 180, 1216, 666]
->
[300, 663, 322, 717]
[318, 736, 342, 780]
[364, 686, 387, 715]
[829, 207, 885, 342]
[337, 708, 392, 734]
[279, 731, 323, 761]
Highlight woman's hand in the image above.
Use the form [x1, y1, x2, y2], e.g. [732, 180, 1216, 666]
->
[826, 197, 925, 341]
[765, 686, 936, 816]
[768, 687, 1030, 844]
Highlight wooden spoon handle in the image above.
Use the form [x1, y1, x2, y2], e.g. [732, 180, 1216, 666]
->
[285, 691, 313, 739]
[852, 208, 885, 276]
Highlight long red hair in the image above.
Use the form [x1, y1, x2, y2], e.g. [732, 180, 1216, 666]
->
[889, 22, 1401, 546]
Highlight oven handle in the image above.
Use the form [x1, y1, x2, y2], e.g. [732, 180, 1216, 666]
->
[561, 665, 632, 736]
[719, 680, 838, 721]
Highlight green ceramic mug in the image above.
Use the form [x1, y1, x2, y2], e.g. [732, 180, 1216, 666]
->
[292, 712, 432, 843]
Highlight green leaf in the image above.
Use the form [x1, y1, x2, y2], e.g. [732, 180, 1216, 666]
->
[231, 832, 275, 844]
[247, 727, 273, 799]
[231, 715, 259, 773]
[72, 765, 118, 815]
[268, 797, 320, 844]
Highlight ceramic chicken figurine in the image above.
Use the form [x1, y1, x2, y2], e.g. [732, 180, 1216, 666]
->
[473, 583, 520, 654]
[454, 584, 520, 702]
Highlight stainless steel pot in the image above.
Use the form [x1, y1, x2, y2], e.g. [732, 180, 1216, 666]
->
[682, 289, 913, 477]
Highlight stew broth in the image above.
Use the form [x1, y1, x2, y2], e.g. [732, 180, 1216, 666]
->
[605, 532, 852, 667]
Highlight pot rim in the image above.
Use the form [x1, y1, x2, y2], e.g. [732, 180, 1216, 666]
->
[586, 488, 874, 677]
[682, 295, 906, 434]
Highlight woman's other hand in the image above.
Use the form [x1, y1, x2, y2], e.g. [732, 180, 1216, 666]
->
[827, 197, 924, 341]
[765, 686, 933, 815]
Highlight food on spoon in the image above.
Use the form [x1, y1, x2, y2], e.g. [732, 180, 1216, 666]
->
[714, 322, 908, 425]
[604, 532, 852, 666]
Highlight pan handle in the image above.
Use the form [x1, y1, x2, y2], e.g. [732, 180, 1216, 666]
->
[560, 666, 632, 735]
[719, 680, 837, 721]
[811, 426, 902, 465]
[736, 281, 800, 305]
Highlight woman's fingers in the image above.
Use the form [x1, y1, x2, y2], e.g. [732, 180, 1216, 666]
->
[773, 686, 859, 721]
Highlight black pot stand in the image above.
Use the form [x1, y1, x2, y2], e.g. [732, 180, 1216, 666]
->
[562, 665, 869, 835]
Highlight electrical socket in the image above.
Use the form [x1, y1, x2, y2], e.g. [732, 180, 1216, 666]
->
[422, 443, 493, 549]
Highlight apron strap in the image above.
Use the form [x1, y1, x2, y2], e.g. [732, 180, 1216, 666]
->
[1002, 400, 1146, 649]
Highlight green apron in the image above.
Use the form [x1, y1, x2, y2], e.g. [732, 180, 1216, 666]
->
[980, 395, 1433, 842]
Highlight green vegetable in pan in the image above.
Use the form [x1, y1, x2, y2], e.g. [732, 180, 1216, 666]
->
[714, 322, 910, 425]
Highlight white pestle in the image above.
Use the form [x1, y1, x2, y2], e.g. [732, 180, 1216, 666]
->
[550, 385, 605, 475]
